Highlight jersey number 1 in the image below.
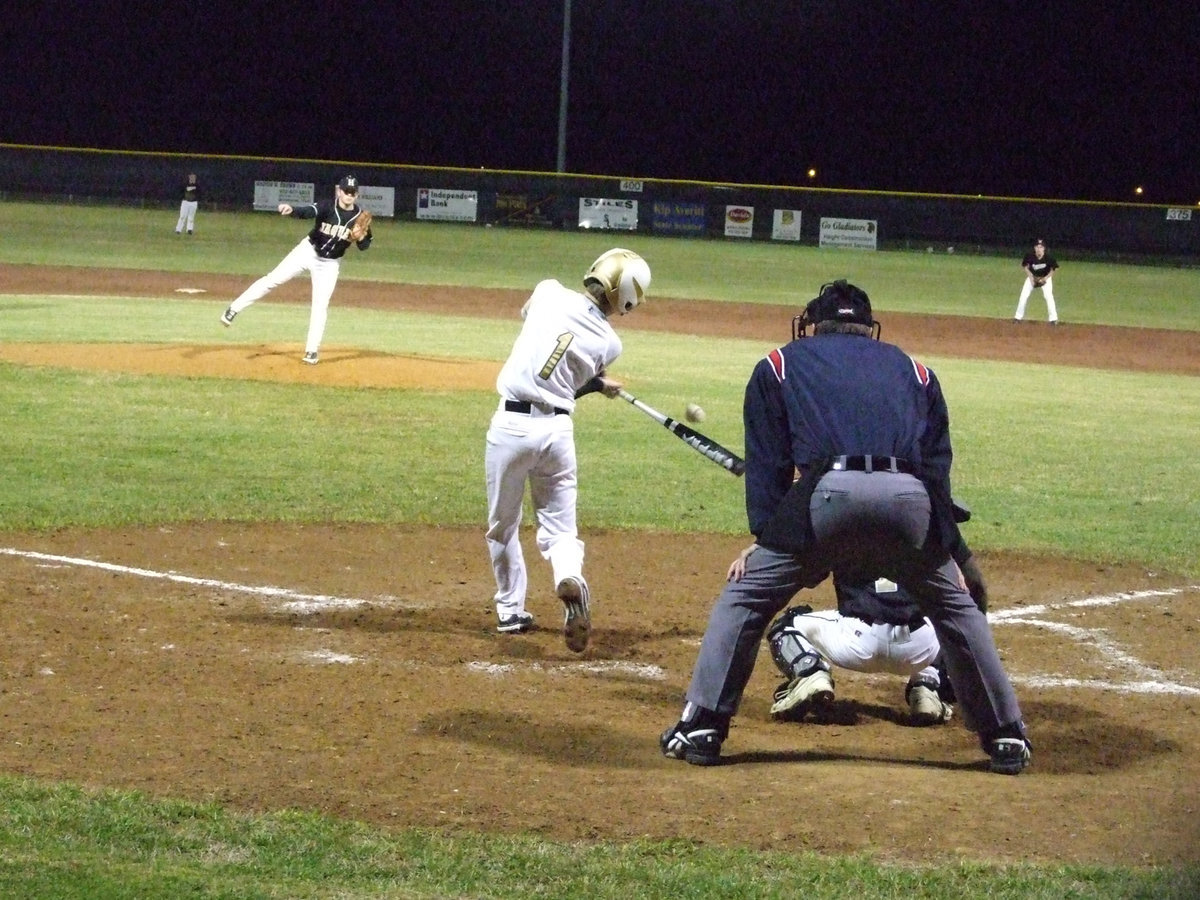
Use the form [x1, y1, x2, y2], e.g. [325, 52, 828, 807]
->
[538, 332, 574, 379]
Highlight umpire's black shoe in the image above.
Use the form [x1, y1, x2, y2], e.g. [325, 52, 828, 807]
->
[661, 723, 723, 766]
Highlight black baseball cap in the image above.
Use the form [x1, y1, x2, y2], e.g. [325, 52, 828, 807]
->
[805, 279, 874, 327]
[338, 175, 359, 193]
[1033, 238, 1046, 246]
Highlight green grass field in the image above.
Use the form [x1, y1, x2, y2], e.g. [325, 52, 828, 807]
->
[1, 201, 1198, 897]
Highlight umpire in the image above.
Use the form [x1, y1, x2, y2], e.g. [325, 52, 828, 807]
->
[661, 280, 1031, 774]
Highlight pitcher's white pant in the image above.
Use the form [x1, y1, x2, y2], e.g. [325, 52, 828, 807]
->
[1014, 277, 1057, 322]
[484, 404, 585, 618]
[779, 607, 942, 688]
[228, 239, 339, 355]
[175, 200, 197, 233]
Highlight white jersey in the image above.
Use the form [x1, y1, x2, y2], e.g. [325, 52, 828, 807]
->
[495, 279, 621, 412]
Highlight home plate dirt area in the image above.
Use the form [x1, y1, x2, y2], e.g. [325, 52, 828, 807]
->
[1, 265, 1198, 867]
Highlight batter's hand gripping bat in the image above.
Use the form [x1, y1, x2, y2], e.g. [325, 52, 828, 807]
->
[616, 389, 746, 476]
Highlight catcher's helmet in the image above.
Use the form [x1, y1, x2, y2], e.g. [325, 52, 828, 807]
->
[584, 248, 651, 315]
[792, 279, 879, 340]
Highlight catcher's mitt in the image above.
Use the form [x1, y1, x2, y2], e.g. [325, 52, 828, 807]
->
[349, 210, 373, 243]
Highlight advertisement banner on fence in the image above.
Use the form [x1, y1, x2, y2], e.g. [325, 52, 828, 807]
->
[772, 209, 802, 241]
[819, 217, 878, 250]
[652, 200, 706, 236]
[356, 185, 395, 217]
[578, 197, 638, 230]
[253, 181, 314, 211]
[417, 188, 478, 222]
[724, 205, 754, 238]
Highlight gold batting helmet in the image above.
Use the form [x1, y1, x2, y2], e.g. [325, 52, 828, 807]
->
[584, 248, 651, 315]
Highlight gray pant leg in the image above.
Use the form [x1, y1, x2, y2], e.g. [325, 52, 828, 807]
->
[685, 547, 818, 716]
[908, 559, 1023, 737]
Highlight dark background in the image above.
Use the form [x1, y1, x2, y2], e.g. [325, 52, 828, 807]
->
[6, 1, 1197, 204]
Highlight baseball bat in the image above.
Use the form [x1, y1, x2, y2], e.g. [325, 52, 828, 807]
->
[616, 389, 746, 477]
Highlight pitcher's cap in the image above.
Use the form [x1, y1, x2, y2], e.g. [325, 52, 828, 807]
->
[338, 175, 359, 193]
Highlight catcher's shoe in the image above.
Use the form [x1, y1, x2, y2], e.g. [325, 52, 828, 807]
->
[220, 307, 237, 327]
[557, 576, 590, 653]
[660, 721, 724, 766]
[770, 670, 834, 722]
[497, 612, 534, 634]
[988, 737, 1032, 775]
[906, 684, 953, 726]
[302, 351, 319, 365]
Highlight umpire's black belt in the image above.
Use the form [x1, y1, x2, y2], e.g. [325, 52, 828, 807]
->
[505, 399, 570, 416]
[829, 455, 916, 475]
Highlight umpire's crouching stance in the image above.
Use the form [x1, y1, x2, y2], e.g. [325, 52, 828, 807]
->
[661, 280, 1031, 774]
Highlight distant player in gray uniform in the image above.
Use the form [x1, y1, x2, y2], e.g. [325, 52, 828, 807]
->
[661, 280, 1031, 774]
[175, 173, 198, 235]
[1013, 237, 1060, 324]
[221, 175, 372, 365]
[485, 249, 650, 652]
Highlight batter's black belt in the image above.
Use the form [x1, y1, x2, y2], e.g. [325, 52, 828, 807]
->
[829, 455, 916, 475]
[858, 614, 927, 630]
[505, 399, 570, 416]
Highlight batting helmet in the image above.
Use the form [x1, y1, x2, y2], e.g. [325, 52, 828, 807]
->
[792, 279, 879, 340]
[584, 248, 651, 315]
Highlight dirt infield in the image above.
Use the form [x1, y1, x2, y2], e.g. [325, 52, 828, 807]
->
[2, 266, 1198, 867]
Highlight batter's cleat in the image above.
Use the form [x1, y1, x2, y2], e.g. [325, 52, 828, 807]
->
[220, 307, 237, 327]
[906, 684, 953, 726]
[556, 576, 591, 653]
[497, 612, 534, 634]
[770, 670, 834, 722]
[302, 351, 319, 365]
[988, 737, 1032, 775]
[660, 722, 723, 766]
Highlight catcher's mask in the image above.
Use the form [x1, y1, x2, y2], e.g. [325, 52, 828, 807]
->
[584, 248, 651, 315]
[791, 279, 880, 340]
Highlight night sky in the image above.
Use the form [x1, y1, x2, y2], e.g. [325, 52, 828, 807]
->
[7, 1, 1197, 204]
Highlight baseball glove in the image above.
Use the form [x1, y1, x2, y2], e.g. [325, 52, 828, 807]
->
[1031, 276, 1046, 287]
[349, 210, 373, 243]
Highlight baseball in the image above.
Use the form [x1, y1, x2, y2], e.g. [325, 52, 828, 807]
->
[685, 403, 706, 423]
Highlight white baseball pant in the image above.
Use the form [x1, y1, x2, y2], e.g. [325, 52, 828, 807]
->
[227, 239, 340, 355]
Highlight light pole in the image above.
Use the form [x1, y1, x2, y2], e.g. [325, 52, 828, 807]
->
[556, 0, 571, 172]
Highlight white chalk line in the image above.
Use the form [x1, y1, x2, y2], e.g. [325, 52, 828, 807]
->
[4, 547, 1199, 692]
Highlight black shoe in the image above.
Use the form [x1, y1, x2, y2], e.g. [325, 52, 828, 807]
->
[988, 737, 1032, 774]
[497, 612, 534, 634]
[302, 351, 319, 365]
[660, 722, 723, 766]
[220, 307, 237, 327]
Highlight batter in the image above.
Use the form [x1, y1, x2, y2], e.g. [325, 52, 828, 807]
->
[485, 249, 651, 652]
[221, 175, 372, 364]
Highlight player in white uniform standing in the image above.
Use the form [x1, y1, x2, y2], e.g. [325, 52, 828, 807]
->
[485, 249, 651, 652]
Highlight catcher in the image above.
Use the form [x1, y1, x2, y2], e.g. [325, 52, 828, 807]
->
[736, 500, 984, 728]
[1012, 237, 1060, 324]
[221, 175, 373, 365]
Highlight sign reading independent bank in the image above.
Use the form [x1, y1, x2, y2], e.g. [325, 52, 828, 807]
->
[819, 217, 878, 250]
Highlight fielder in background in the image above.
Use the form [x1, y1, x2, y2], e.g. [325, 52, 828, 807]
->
[661, 280, 1031, 774]
[175, 173, 199, 235]
[485, 249, 651, 653]
[220, 175, 373, 365]
[749, 500, 985, 728]
[1013, 237, 1060, 324]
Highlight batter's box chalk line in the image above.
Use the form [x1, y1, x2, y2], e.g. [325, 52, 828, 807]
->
[990, 585, 1200, 696]
[4, 548, 1197, 693]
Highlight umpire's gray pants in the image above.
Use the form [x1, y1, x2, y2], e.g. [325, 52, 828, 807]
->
[685, 470, 1023, 739]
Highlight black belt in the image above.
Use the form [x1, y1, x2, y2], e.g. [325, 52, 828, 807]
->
[860, 614, 927, 630]
[829, 455, 916, 475]
[505, 399, 569, 416]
